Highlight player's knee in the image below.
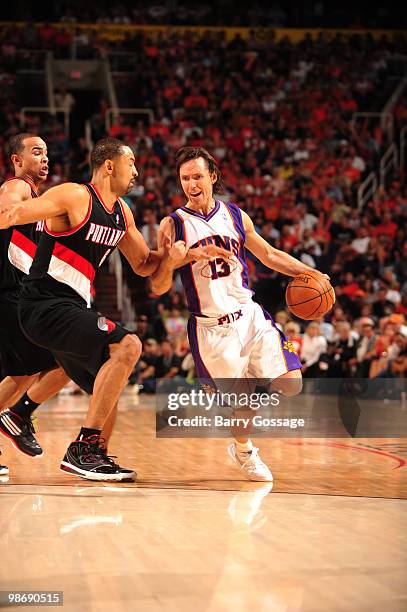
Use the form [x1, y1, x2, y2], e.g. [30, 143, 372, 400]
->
[281, 378, 303, 397]
[117, 334, 142, 367]
[54, 367, 69, 383]
[274, 372, 303, 397]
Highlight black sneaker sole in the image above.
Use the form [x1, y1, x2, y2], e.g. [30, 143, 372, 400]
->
[0, 424, 43, 457]
[60, 461, 136, 482]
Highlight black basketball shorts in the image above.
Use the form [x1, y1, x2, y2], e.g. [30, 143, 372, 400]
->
[0, 289, 56, 376]
[19, 295, 132, 395]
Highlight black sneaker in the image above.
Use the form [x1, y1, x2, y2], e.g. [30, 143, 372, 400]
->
[0, 449, 9, 475]
[0, 410, 43, 457]
[60, 435, 136, 481]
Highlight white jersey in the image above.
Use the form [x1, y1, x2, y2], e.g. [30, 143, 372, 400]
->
[171, 201, 253, 317]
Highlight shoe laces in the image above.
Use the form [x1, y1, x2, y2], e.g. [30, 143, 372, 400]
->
[80, 435, 107, 462]
[238, 446, 262, 470]
[98, 438, 120, 469]
[20, 417, 36, 437]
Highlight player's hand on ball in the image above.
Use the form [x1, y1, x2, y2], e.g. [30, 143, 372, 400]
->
[312, 270, 330, 282]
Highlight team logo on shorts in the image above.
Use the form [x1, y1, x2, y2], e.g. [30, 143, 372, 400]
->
[97, 316, 116, 333]
[201, 382, 216, 395]
[283, 340, 297, 354]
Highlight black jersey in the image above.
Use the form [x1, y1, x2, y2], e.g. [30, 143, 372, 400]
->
[25, 183, 128, 306]
[0, 226, 19, 292]
[0, 177, 41, 291]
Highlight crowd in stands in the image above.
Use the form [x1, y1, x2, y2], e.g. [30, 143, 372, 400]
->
[115, 31, 405, 385]
[0, 21, 405, 384]
[3, 1, 405, 29]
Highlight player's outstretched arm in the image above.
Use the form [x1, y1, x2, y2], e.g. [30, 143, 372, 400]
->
[242, 210, 329, 280]
[0, 182, 78, 228]
[150, 217, 186, 294]
[118, 201, 162, 277]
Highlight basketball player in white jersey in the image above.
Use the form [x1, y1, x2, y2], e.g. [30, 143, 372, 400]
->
[152, 147, 330, 481]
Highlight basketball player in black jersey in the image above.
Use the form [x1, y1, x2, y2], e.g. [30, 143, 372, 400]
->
[0, 134, 70, 475]
[0, 137, 190, 481]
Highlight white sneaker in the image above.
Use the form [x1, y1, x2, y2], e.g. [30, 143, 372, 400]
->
[228, 443, 273, 482]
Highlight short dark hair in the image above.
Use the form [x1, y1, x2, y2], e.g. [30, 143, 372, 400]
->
[90, 137, 127, 171]
[175, 146, 225, 194]
[8, 133, 38, 158]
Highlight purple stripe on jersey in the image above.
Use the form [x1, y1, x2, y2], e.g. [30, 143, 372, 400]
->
[170, 211, 202, 314]
[225, 203, 250, 290]
[169, 212, 185, 241]
[226, 203, 245, 241]
[181, 200, 220, 221]
[187, 316, 214, 381]
[180, 264, 202, 315]
[262, 308, 302, 372]
[238, 246, 250, 290]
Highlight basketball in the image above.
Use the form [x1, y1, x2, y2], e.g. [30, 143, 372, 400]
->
[285, 273, 335, 320]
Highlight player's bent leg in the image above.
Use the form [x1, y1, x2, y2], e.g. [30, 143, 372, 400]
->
[228, 369, 303, 481]
[0, 375, 38, 410]
[0, 374, 42, 457]
[26, 366, 70, 404]
[100, 401, 118, 449]
[0, 367, 70, 457]
[86, 334, 141, 430]
[98, 402, 135, 479]
[60, 335, 142, 482]
[228, 393, 273, 483]
[228, 370, 302, 482]
[272, 369, 303, 397]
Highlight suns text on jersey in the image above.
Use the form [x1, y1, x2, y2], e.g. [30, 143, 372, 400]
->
[191, 234, 240, 257]
[85, 223, 125, 247]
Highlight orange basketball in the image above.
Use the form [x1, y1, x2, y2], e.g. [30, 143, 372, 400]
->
[285, 273, 335, 320]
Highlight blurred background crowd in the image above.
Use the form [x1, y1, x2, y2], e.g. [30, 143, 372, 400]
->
[0, 2, 406, 387]
[0, 1, 405, 28]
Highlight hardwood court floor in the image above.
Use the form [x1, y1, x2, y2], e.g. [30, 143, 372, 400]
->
[1, 389, 406, 611]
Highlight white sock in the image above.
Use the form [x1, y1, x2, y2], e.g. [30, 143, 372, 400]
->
[235, 439, 253, 453]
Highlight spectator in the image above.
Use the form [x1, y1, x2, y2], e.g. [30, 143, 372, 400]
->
[155, 339, 183, 379]
[284, 321, 302, 354]
[135, 338, 160, 393]
[54, 87, 76, 113]
[135, 314, 155, 342]
[355, 317, 377, 377]
[164, 307, 188, 347]
[327, 321, 357, 378]
[141, 208, 159, 249]
[372, 288, 395, 319]
[300, 322, 328, 378]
